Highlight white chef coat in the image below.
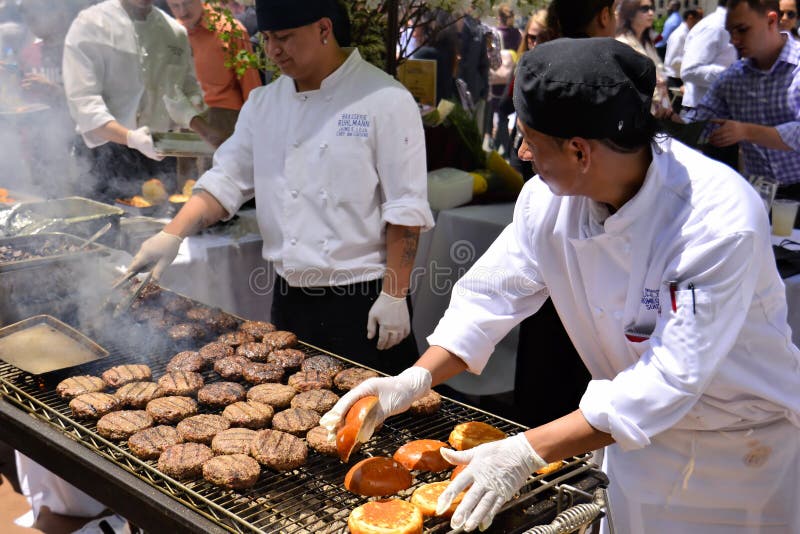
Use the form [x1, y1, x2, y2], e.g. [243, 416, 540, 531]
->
[680, 6, 737, 108]
[664, 21, 689, 79]
[196, 49, 434, 287]
[428, 138, 800, 530]
[63, 0, 202, 148]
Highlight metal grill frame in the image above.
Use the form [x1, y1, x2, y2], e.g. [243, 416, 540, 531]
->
[0, 286, 602, 533]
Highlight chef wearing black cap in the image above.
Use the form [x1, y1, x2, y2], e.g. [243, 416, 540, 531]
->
[127, 0, 433, 374]
[322, 38, 800, 532]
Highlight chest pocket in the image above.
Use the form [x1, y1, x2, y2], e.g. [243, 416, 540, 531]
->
[323, 135, 378, 205]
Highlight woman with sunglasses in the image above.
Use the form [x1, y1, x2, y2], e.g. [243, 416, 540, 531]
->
[780, 0, 799, 38]
[616, 0, 671, 112]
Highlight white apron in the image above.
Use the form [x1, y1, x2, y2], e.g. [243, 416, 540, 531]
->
[601, 419, 800, 533]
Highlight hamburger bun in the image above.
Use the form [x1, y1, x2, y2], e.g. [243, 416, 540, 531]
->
[448, 421, 506, 450]
[336, 395, 381, 462]
[450, 464, 467, 481]
[392, 439, 450, 472]
[344, 457, 413, 497]
[410, 481, 465, 517]
[348, 499, 423, 534]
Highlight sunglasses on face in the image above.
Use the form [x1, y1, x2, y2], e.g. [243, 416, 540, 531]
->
[780, 9, 797, 19]
[638, 4, 654, 12]
[526, 33, 539, 44]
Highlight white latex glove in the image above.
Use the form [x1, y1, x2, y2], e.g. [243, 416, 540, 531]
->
[162, 84, 201, 128]
[127, 231, 183, 280]
[437, 433, 547, 532]
[319, 366, 431, 440]
[366, 291, 410, 350]
[126, 126, 164, 161]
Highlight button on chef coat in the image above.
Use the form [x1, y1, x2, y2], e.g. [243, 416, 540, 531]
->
[196, 49, 434, 287]
[63, 0, 203, 148]
[428, 138, 800, 451]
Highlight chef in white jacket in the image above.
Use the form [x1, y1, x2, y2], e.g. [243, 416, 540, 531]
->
[127, 0, 434, 374]
[322, 38, 800, 533]
[63, 0, 211, 200]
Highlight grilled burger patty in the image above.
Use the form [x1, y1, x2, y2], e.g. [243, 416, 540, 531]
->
[222, 401, 274, 429]
[206, 310, 239, 333]
[239, 320, 276, 339]
[166, 351, 205, 373]
[247, 383, 296, 408]
[300, 355, 346, 379]
[250, 429, 308, 471]
[97, 410, 153, 440]
[114, 381, 164, 408]
[409, 390, 442, 415]
[176, 414, 230, 444]
[266, 349, 306, 371]
[157, 442, 214, 480]
[164, 295, 193, 315]
[261, 331, 297, 351]
[213, 355, 250, 380]
[333, 368, 379, 391]
[146, 396, 198, 424]
[128, 425, 183, 459]
[211, 427, 258, 455]
[290, 389, 339, 414]
[271, 408, 320, 436]
[202, 454, 261, 490]
[185, 306, 213, 322]
[197, 382, 247, 408]
[167, 323, 205, 342]
[287, 370, 332, 392]
[56, 375, 106, 398]
[69, 392, 120, 419]
[236, 342, 270, 362]
[101, 364, 152, 387]
[306, 425, 337, 457]
[242, 362, 284, 384]
[198, 341, 234, 362]
[157, 371, 204, 396]
[217, 331, 255, 348]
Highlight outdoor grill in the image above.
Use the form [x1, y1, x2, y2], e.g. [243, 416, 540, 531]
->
[0, 250, 608, 533]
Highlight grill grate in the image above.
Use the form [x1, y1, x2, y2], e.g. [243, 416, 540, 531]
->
[0, 300, 598, 533]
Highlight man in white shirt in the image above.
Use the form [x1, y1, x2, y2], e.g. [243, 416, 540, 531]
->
[664, 8, 703, 80]
[322, 38, 800, 533]
[128, 0, 434, 375]
[680, 0, 737, 112]
[63, 0, 214, 200]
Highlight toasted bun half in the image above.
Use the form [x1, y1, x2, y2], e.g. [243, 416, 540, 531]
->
[450, 464, 467, 481]
[348, 499, 423, 534]
[337, 395, 380, 462]
[447, 421, 506, 450]
[393, 439, 450, 472]
[410, 481, 465, 517]
[344, 456, 413, 496]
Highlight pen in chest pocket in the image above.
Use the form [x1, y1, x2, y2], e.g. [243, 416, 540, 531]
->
[666, 280, 697, 315]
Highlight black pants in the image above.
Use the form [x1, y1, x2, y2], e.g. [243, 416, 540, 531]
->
[270, 276, 419, 376]
[72, 138, 177, 203]
[514, 298, 591, 428]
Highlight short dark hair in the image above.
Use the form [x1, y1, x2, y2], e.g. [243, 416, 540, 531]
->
[726, 0, 780, 14]
[683, 8, 701, 19]
[546, 0, 615, 38]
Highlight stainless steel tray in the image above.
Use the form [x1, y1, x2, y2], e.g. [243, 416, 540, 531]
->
[3, 197, 124, 239]
[0, 232, 106, 272]
[152, 131, 215, 157]
[0, 315, 108, 375]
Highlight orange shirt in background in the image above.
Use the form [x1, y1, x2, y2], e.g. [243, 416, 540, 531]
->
[187, 7, 262, 110]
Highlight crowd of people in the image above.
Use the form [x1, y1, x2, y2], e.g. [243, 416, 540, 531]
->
[0, 0, 799, 533]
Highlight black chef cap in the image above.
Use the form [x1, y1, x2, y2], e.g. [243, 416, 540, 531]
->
[513, 38, 655, 141]
[256, 0, 335, 32]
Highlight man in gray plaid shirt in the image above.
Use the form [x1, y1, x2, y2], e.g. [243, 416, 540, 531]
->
[686, 0, 800, 191]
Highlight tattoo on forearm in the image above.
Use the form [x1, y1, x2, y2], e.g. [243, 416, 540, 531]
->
[400, 227, 420, 266]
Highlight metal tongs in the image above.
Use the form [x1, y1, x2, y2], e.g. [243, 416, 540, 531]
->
[105, 270, 153, 318]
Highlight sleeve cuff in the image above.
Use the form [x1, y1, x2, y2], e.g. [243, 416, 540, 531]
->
[426, 311, 496, 374]
[382, 198, 435, 231]
[194, 171, 248, 221]
[775, 122, 800, 151]
[579, 380, 651, 451]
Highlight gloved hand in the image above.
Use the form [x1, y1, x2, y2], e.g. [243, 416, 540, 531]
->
[126, 126, 164, 161]
[367, 291, 411, 350]
[437, 433, 547, 532]
[127, 231, 183, 280]
[163, 84, 202, 128]
[319, 366, 431, 440]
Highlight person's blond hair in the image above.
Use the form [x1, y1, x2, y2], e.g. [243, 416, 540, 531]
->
[518, 9, 548, 55]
